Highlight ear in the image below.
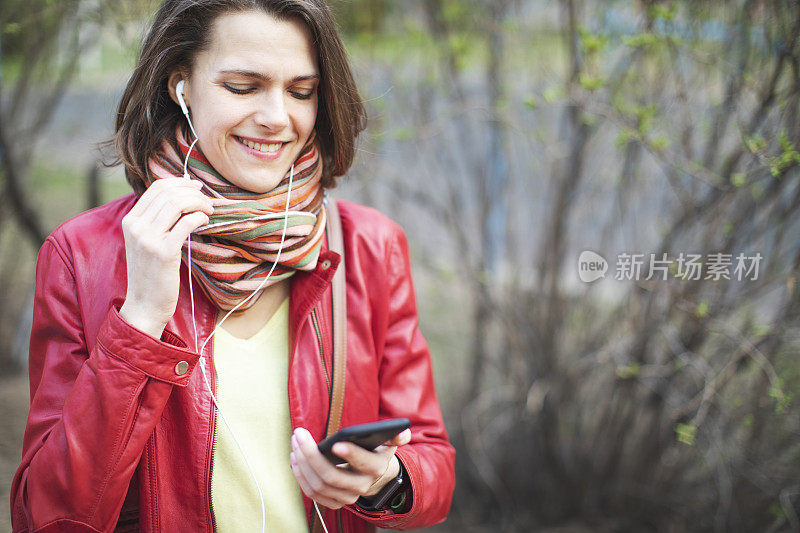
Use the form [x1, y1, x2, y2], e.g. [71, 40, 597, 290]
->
[167, 71, 189, 109]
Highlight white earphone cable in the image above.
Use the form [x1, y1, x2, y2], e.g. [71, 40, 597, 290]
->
[179, 90, 329, 533]
[314, 501, 329, 533]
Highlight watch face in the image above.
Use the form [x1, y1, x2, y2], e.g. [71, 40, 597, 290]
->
[357, 462, 407, 511]
[389, 490, 408, 512]
[374, 475, 404, 509]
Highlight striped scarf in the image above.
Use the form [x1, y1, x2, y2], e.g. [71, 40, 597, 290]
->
[146, 128, 326, 311]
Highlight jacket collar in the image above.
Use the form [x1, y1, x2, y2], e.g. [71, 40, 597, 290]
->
[288, 248, 340, 351]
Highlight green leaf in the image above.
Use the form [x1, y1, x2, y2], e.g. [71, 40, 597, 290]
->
[446, 34, 471, 71]
[731, 173, 746, 187]
[616, 363, 641, 379]
[392, 127, 414, 141]
[650, 134, 670, 150]
[768, 502, 784, 519]
[769, 130, 800, 177]
[649, 2, 678, 21]
[752, 324, 771, 337]
[578, 73, 605, 91]
[778, 130, 793, 152]
[543, 86, 563, 104]
[723, 221, 734, 236]
[768, 378, 791, 414]
[675, 423, 697, 445]
[580, 112, 599, 126]
[441, 0, 469, 25]
[744, 134, 766, 154]
[3, 22, 21, 35]
[615, 128, 636, 148]
[524, 95, 539, 109]
[695, 299, 709, 318]
[623, 32, 659, 49]
[578, 27, 608, 55]
[634, 104, 658, 135]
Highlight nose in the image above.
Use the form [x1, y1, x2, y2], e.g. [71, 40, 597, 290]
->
[253, 89, 290, 131]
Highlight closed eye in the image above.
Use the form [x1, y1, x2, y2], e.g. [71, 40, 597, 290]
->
[222, 83, 255, 95]
[290, 89, 315, 100]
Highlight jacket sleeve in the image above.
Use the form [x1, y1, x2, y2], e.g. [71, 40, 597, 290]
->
[346, 224, 456, 530]
[10, 237, 200, 533]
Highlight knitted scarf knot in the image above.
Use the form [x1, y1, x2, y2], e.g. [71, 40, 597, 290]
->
[146, 128, 326, 311]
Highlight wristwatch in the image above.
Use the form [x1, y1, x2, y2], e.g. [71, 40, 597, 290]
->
[356, 460, 409, 512]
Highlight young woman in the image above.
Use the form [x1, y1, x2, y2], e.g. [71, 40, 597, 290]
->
[10, 1, 455, 531]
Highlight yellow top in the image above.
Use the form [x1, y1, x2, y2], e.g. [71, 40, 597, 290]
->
[210, 298, 307, 532]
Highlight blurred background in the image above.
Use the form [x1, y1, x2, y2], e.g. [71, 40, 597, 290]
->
[2, 0, 799, 531]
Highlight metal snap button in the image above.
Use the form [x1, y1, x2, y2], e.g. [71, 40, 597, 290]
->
[321, 259, 331, 270]
[175, 361, 189, 376]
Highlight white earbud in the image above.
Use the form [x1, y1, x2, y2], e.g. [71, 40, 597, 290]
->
[176, 79, 190, 116]
[175, 79, 199, 180]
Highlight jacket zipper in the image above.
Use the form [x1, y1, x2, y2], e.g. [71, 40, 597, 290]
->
[147, 436, 159, 532]
[310, 308, 331, 396]
[207, 353, 219, 533]
[309, 308, 334, 531]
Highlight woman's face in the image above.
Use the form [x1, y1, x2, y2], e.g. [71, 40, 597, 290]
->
[170, 10, 319, 193]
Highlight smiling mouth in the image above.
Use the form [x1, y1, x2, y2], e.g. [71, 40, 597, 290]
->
[234, 135, 287, 154]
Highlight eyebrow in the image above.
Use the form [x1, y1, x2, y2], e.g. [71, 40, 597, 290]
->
[218, 69, 320, 83]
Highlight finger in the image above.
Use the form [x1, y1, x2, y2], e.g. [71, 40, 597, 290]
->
[131, 178, 202, 216]
[294, 430, 374, 494]
[331, 441, 391, 480]
[151, 193, 215, 232]
[291, 436, 359, 506]
[133, 178, 205, 221]
[290, 453, 343, 509]
[381, 428, 412, 448]
[293, 428, 354, 481]
[291, 432, 359, 495]
[167, 211, 210, 247]
[142, 187, 212, 229]
[151, 177, 204, 191]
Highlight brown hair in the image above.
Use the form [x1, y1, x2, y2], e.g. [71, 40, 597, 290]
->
[111, 0, 366, 194]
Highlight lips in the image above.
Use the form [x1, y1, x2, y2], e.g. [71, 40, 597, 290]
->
[234, 135, 287, 153]
[234, 135, 288, 160]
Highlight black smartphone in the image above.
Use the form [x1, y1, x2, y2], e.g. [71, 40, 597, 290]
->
[318, 418, 411, 463]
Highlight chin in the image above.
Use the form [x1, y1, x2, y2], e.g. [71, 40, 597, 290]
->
[245, 173, 284, 193]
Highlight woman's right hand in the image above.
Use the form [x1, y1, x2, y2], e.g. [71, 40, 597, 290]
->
[119, 178, 214, 339]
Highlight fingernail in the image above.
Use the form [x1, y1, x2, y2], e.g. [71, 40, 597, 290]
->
[291, 435, 298, 449]
[333, 443, 348, 456]
[296, 428, 307, 444]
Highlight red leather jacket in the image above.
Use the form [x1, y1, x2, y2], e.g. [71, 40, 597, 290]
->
[10, 194, 455, 532]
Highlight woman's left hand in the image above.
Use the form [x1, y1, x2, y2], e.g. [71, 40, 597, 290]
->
[290, 427, 412, 509]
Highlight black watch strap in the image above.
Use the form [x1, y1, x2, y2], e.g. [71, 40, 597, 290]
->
[356, 460, 408, 512]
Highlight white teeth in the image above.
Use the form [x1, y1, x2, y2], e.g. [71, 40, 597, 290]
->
[239, 137, 282, 153]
